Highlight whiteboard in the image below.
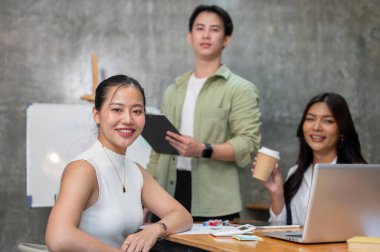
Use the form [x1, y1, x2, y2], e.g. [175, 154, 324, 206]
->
[26, 103, 155, 207]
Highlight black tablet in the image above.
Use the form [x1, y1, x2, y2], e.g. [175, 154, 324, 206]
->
[141, 114, 180, 155]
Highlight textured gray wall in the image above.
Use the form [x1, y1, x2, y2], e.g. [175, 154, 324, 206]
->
[1, 0, 380, 251]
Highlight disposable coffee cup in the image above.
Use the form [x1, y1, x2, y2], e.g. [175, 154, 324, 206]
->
[253, 147, 280, 182]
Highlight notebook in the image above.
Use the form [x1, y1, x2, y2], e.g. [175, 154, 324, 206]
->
[141, 114, 180, 155]
[265, 163, 380, 243]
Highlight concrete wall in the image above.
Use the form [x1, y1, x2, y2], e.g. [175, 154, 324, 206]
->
[1, 0, 379, 250]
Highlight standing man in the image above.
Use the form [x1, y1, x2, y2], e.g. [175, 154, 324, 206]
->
[147, 4, 261, 221]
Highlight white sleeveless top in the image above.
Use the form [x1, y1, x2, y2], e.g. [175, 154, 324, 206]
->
[75, 140, 143, 248]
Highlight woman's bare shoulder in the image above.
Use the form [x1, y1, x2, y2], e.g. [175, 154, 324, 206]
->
[62, 159, 96, 180]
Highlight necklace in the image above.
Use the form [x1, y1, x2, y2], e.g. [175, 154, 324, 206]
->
[102, 145, 126, 193]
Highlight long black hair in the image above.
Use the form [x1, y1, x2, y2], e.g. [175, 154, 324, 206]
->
[284, 92, 367, 224]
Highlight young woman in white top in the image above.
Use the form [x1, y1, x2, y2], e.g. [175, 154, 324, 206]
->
[45, 75, 192, 252]
[253, 92, 367, 225]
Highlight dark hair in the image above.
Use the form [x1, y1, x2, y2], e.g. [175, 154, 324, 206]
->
[189, 4, 233, 36]
[284, 92, 367, 224]
[94, 74, 146, 111]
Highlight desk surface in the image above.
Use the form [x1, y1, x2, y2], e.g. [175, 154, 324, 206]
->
[164, 229, 348, 252]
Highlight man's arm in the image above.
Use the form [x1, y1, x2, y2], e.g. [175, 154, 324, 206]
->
[227, 82, 261, 168]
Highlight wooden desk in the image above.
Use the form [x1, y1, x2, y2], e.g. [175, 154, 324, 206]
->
[153, 229, 349, 252]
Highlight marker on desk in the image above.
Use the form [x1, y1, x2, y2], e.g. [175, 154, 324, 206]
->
[203, 219, 229, 226]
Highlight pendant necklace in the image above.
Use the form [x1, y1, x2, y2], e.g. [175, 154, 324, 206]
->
[102, 145, 126, 193]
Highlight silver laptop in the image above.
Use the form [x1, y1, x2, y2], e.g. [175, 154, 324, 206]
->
[265, 163, 380, 243]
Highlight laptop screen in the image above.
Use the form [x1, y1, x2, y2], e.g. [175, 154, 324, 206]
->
[265, 163, 380, 243]
[302, 163, 380, 243]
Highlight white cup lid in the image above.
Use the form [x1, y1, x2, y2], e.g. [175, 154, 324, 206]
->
[258, 147, 280, 160]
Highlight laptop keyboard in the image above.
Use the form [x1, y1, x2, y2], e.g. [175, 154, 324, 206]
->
[286, 234, 303, 238]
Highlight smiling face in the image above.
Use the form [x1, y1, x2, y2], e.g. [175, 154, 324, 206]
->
[93, 85, 145, 154]
[187, 11, 231, 61]
[302, 102, 341, 162]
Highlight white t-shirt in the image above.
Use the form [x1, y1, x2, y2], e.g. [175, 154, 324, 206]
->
[176, 74, 206, 171]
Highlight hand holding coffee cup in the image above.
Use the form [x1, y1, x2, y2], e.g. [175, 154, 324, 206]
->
[252, 147, 280, 182]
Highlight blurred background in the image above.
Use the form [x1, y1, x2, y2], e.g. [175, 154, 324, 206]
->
[1, 0, 379, 251]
